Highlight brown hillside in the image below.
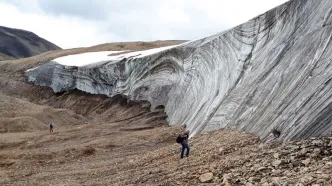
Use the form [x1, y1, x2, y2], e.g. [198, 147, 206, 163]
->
[0, 92, 84, 133]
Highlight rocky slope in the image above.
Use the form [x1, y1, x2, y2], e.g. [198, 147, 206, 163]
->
[0, 26, 60, 59]
[1, 125, 331, 186]
[26, 0, 332, 141]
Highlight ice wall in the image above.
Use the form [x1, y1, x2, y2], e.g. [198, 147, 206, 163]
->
[26, 0, 332, 141]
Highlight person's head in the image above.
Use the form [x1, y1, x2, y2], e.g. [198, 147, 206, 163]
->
[183, 124, 187, 129]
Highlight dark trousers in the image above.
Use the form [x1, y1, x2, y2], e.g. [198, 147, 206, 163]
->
[180, 142, 190, 158]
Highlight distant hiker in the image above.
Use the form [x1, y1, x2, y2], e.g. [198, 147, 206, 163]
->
[50, 122, 54, 133]
[272, 129, 281, 139]
[176, 124, 190, 159]
[262, 128, 281, 148]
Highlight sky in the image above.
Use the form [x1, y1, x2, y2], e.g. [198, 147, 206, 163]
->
[0, 0, 289, 49]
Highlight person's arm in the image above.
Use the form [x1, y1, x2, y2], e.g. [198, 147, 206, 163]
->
[180, 131, 189, 139]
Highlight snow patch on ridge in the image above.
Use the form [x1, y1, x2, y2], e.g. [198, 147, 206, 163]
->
[53, 45, 180, 67]
[54, 51, 124, 67]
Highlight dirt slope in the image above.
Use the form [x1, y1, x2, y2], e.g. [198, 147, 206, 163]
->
[1, 124, 331, 186]
[0, 92, 85, 133]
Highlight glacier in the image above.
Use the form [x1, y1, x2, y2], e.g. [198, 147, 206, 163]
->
[26, 0, 332, 141]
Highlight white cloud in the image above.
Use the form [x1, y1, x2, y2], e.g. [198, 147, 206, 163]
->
[0, 3, 116, 48]
[0, 0, 289, 49]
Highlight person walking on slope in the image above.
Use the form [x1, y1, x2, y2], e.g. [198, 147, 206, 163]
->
[179, 124, 190, 159]
[50, 122, 54, 133]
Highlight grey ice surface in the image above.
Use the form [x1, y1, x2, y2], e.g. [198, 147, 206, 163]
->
[26, 0, 332, 141]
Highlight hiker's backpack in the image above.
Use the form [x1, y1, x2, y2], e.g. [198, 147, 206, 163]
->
[176, 135, 184, 143]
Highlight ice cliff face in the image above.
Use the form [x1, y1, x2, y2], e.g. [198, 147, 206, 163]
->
[26, 0, 332, 141]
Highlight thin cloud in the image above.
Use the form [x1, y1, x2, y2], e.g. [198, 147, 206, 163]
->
[0, 0, 289, 49]
[38, 0, 110, 20]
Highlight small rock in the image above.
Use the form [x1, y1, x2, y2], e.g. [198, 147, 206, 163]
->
[282, 181, 289, 186]
[248, 177, 261, 183]
[233, 173, 240, 177]
[253, 163, 261, 168]
[284, 170, 293, 176]
[212, 154, 220, 160]
[199, 172, 213, 183]
[319, 174, 329, 179]
[300, 176, 313, 183]
[300, 148, 309, 154]
[222, 173, 232, 185]
[262, 159, 270, 166]
[312, 140, 323, 146]
[165, 181, 177, 186]
[272, 169, 282, 175]
[274, 153, 281, 159]
[311, 148, 321, 157]
[323, 150, 330, 155]
[302, 167, 309, 172]
[261, 177, 267, 183]
[322, 157, 329, 161]
[316, 179, 326, 183]
[272, 177, 281, 184]
[289, 145, 300, 151]
[302, 158, 311, 166]
[261, 182, 270, 186]
[209, 162, 217, 169]
[288, 163, 294, 169]
[257, 167, 267, 172]
[272, 160, 282, 167]
[313, 148, 321, 153]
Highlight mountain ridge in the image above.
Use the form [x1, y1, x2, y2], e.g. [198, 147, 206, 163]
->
[0, 25, 61, 59]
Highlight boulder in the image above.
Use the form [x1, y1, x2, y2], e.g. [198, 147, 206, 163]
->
[199, 172, 213, 183]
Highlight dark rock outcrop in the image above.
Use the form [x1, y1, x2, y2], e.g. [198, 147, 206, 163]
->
[0, 26, 60, 59]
